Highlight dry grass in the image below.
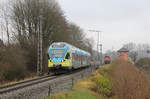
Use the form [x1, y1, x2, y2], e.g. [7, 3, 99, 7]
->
[0, 74, 38, 86]
[73, 78, 95, 90]
[110, 59, 150, 99]
[139, 68, 150, 82]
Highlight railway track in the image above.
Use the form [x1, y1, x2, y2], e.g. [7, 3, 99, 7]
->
[0, 67, 88, 95]
[0, 75, 59, 94]
[0, 66, 97, 99]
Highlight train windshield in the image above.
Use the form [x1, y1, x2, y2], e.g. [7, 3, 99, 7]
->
[51, 49, 65, 58]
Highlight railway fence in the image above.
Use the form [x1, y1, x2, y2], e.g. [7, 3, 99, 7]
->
[0, 64, 98, 99]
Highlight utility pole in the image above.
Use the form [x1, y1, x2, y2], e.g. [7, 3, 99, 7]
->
[40, 19, 43, 75]
[37, 16, 43, 76]
[89, 30, 102, 65]
[37, 27, 40, 75]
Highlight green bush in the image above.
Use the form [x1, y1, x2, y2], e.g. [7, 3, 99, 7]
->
[92, 76, 112, 97]
[98, 67, 109, 76]
[97, 66, 113, 77]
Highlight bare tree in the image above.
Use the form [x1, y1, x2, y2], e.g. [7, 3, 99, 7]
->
[68, 23, 85, 47]
[0, 21, 4, 42]
[0, 39, 4, 47]
[122, 43, 150, 60]
[11, 0, 70, 72]
[123, 43, 136, 51]
[0, 5, 10, 45]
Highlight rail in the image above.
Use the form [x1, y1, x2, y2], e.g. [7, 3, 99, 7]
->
[0, 75, 58, 94]
[0, 65, 98, 99]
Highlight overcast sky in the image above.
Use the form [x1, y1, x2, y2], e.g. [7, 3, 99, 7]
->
[58, 0, 150, 52]
[0, 0, 150, 52]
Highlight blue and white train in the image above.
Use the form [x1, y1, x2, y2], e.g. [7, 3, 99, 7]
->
[48, 42, 91, 73]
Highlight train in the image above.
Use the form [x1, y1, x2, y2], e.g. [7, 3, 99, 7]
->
[104, 56, 111, 64]
[48, 42, 91, 73]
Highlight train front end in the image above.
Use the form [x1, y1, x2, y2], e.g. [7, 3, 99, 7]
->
[104, 56, 111, 64]
[48, 42, 72, 73]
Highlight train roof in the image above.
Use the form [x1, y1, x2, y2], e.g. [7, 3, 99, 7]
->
[50, 42, 91, 56]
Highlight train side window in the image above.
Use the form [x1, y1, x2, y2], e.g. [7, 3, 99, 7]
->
[65, 53, 70, 59]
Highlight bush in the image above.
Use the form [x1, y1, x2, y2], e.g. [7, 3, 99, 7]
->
[110, 59, 150, 99]
[91, 67, 113, 97]
[92, 76, 112, 97]
[3, 66, 25, 81]
[0, 45, 27, 81]
[136, 58, 150, 69]
[98, 67, 107, 76]
[97, 66, 112, 77]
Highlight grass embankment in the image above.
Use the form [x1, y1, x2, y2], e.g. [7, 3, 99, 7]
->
[49, 77, 101, 99]
[49, 65, 112, 99]
[48, 59, 150, 99]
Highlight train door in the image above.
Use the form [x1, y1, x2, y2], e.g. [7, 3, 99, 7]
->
[65, 52, 72, 66]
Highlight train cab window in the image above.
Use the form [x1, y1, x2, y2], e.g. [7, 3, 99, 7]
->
[65, 53, 70, 59]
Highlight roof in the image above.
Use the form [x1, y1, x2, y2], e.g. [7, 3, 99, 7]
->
[117, 47, 129, 52]
[49, 42, 91, 56]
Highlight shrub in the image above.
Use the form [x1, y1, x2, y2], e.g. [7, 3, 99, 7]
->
[92, 76, 112, 97]
[91, 67, 113, 97]
[97, 66, 112, 77]
[0, 45, 27, 81]
[110, 60, 150, 99]
[136, 58, 150, 69]
[3, 66, 25, 81]
[98, 67, 107, 76]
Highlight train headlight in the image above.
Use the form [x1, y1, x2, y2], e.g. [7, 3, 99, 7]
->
[61, 60, 64, 62]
